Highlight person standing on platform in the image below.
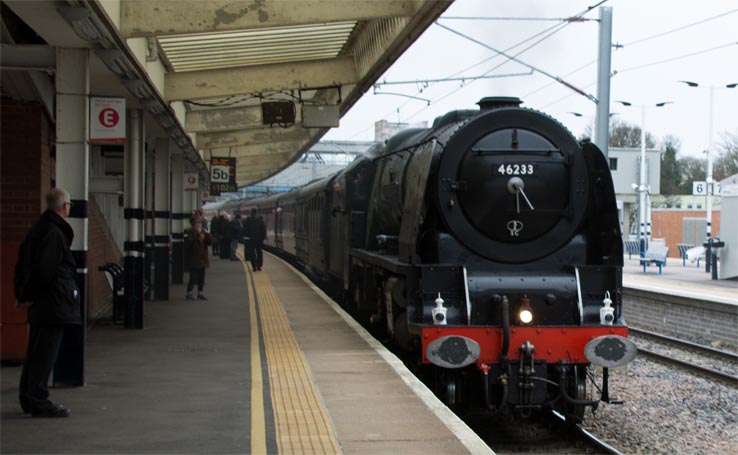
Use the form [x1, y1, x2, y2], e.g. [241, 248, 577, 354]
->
[219, 213, 231, 260]
[210, 212, 221, 256]
[184, 219, 212, 300]
[15, 188, 81, 418]
[228, 214, 242, 261]
[243, 208, 267, 271]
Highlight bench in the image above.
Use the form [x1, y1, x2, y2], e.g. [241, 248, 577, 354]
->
[684, 246, 706, 268]
[624, 240, 639, 259]
[640, 245, 669, 275]
[677, 243, 694, 267]
[98, 263, 150, 325]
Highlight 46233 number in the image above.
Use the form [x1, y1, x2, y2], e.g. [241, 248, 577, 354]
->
[498, 164, 533, 175]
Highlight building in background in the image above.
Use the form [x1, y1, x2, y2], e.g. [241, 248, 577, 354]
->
[374, 119, 428, 143]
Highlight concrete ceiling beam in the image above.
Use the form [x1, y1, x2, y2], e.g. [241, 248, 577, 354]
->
[165, 57, 358, 101]
[197, 126, 321, 149]
[0, 44, 56, 69]
[185, 104, 303, 133]
[120, 0, 421, 38]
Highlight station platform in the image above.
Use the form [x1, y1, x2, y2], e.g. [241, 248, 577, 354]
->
[622, 255, 738, 305]
[1, 251, 490, 454]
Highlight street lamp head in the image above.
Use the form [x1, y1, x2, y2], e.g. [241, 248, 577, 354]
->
[568, 112, 583, 117]
[655, 101, 673, 107]
[679, 80, 699, 87]
[616, 100, 632, 106]
[727, 83, 737, 89]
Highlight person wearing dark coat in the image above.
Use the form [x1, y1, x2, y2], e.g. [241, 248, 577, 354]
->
[242, 208, 267, 271]
[16, 188, 81, 418]
[228, 214, 242, 261]
[184, 219, 213, 300]
[210, 212, 221, 255]
[218, 214, 231, 259]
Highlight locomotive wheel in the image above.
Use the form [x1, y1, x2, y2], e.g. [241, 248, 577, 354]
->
[565, 366, 587, 424]
[436, 370, 462, 411]
[347, 270, 369, 325]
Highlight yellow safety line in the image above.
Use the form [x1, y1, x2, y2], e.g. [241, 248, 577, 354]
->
[251, 267, 341, 455]
[243, 258, 267, 455]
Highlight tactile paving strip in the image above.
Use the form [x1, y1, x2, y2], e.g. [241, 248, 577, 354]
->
[249, 267, 341, 455]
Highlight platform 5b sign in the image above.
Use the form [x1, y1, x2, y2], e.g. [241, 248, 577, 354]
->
[210, 158, 237, 195]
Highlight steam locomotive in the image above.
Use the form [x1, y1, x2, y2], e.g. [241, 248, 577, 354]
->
[226, 97, 636, 421]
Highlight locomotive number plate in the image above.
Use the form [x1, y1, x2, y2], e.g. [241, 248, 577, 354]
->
[497, 164, 534, 175]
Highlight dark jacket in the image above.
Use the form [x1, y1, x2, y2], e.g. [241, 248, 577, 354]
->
[21, 210, 82, 326]
[243, 216, 267, 244]
[184, 229, 213, 269]
[228, 218, 242, 239]
[211, 216, 222, 236]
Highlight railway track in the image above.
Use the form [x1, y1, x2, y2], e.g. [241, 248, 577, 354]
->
[551, 410, 624, 455]
[630, 327, 738, 385]
[465, 409, 624, 454]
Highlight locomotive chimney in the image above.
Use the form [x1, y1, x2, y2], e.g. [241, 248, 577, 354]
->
[477, 96, 522, 110]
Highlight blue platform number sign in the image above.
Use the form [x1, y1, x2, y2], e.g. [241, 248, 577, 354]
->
[210, 158, 237, 195]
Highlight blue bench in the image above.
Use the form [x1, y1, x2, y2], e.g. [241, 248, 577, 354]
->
[640, 245, 669, 275]
[677, 243, 694, 267]
[624, 240, 639, 259]
[685, 246, 706, 268]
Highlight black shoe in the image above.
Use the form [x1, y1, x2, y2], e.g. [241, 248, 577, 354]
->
[32, 404, 70, 418]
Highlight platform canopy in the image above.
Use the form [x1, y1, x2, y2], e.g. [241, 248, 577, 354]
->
[1, 0, 452, 187]
[126, 0, 452, 186]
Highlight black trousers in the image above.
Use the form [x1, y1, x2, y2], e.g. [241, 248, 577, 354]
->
[187, 268, 206, 293]
[19, 325, 65, 412]
[219, 238, 230, 259]
[246, 241, 264, 270]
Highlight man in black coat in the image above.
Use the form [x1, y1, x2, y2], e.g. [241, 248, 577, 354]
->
[229, 214, 243, 261]
[15, 188, 81, 418]
[242, 208, 266, 271]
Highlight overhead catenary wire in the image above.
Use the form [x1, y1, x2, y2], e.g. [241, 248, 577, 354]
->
[523, 7, 738, 103]
[539, 41, 737, 110]
[348, 2, 604, 139]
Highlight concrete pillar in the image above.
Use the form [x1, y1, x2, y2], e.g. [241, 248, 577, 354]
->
[183, 175, 194, 229]
[171, 153, 184, 284]
[124, 109, 145, 329]
[144, 143, 154, 300]
[54, 48, 89, 386]
[153, 138, 171, 300]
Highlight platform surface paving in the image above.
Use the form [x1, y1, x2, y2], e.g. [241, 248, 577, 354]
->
[1, 251, 487, 454]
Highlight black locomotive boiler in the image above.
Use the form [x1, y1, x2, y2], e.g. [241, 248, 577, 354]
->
[232, 97, 637, 421]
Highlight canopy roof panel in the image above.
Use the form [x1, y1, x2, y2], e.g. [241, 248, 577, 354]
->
[158, 21, 357, 72]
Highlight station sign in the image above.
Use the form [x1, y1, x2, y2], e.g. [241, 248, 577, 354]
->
[210, 157, 237, 195]
[90, 97, 126, 143]
[692, 181, 722, 196]
[184, 173, 199, 192]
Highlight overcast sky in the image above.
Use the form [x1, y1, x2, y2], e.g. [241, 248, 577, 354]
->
[324, 0, 737, 158]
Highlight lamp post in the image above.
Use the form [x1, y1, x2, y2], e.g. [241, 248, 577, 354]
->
[617, 100, 672, 258]
[678, 81, 737, 273]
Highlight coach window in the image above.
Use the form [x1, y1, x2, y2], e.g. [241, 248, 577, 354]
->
[332, 176, 346, 214]
[609, 157, 618, 171]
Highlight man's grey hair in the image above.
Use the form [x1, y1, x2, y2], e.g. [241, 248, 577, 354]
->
[46, 188, 71, 211]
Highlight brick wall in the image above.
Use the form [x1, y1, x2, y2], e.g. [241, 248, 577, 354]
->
[87, 197, 123, 320]
[651, 210, 722, 258]
[624, 288, 737, 349]
[0, 101, 53, 360]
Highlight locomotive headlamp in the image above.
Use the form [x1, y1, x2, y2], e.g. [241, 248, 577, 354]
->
[518, 296, 533, 324]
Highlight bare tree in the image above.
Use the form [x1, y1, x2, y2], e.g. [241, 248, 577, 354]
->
[714, 132, 738, 181]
